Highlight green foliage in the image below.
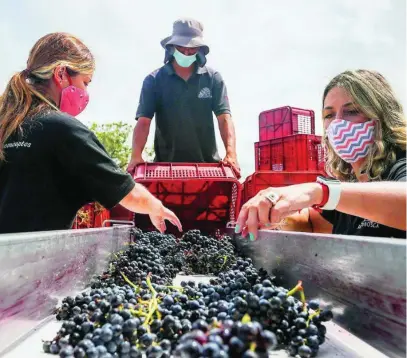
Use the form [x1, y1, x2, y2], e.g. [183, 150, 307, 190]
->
[143, 146, 155, 161]
[90, 122, 132, 170]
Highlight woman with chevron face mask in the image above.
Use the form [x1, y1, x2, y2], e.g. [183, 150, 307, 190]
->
[236, 70, 406, 240]
[0, 32, 182, 234]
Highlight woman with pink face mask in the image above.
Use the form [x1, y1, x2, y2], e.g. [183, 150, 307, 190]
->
[0, 32, 182, 234]
[236, 70, 406, 240]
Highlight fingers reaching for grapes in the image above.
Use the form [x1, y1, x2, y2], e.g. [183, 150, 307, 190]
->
[162, 207, 183, 232]
[159, 219, 167, 234]
[149, 216, 163, 233]
[236, 184, 321, 241]
[235, 191, 274, 241]
[246, 207, 260, 241]
[149, 206, 183, 233]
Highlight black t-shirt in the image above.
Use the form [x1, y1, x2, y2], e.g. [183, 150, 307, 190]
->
[136, 63, 231, 163]
[321, 152, 406, 238]
[0, 111, 135, 234]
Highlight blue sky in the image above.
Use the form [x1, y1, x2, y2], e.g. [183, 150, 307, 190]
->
[0, 0, 405, 178]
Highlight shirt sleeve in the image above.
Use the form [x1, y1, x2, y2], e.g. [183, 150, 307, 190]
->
[136, 75, 156, 120]
[320, 209, 337, 224]
[386, 155, 406, 181]
[212, 71, 231, 116]
[52, 115, 135, 209]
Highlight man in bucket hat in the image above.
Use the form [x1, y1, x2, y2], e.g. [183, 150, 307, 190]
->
[128, 18, 240, 178]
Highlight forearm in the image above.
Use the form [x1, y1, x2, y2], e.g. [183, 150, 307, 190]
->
[131, 118, 150, 159]
[336, 182, 406, 230]
[309, 181, 406, 230]
[119, 183, 160, 214]
[218, 114, 236, 156]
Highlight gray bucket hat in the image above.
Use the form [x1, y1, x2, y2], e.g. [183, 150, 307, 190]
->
[160, 18, 210, 55]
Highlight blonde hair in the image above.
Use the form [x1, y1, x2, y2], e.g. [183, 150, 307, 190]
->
[0, 32, 95, 161]
[322, 69, 406, 181]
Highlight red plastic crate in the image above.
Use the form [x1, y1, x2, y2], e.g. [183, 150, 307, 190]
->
[255, 134, 325, 172]
[259, 106, 315, 141]
[243, 171, 324, 202]
[132, 163, 242, 234]
[110, 204, 134, 223]
[72, 203, 110, 229]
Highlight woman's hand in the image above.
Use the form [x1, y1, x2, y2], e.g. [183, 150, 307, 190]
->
[120, 183, 183, 233]
[235, 183, 322, 240]
[148, 197, 183, 233]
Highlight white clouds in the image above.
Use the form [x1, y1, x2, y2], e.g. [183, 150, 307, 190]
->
[0, 0, 405, 178]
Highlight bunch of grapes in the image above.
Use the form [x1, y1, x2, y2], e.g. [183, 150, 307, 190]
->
[44, 229, 333, 358]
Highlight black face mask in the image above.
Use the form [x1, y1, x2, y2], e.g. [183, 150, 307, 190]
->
[163, 46, 207, 67]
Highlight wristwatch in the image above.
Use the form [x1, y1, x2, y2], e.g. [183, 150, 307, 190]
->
[313, 176, 342, 211]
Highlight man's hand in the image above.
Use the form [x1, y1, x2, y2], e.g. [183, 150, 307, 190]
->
[127, 156, 145, 174]
[222, 153, 241, 179]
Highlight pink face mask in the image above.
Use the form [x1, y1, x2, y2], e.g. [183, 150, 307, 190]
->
[327, 118, 375, 163]
[59, 77, 89, 117]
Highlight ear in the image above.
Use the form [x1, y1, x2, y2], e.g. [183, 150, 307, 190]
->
[53, 65, 68, 87]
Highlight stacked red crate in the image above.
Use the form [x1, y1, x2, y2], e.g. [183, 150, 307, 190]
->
[254, 134, 325, 172]
[242, 171, 323, 203]
[243, 106, 325, 203]
[259, 106, 315, 141]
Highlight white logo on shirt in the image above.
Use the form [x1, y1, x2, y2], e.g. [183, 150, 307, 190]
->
[198, 87, 212, 99]
[357, 219, 380, 229]
[4, 141, 31, 149]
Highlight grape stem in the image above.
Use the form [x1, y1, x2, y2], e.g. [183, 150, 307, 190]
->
[286, 280, 307, 311]
[219, 255, 228, 270]
[120, 271, 138, 290]
[143, 273, 159, 329]
[145, 273, 157, 295]
[286, 280, 303, 296]
[165, 285, 184, 292]
[307, 309, 321, 326]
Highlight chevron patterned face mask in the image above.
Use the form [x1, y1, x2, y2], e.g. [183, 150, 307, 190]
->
[327, 118, 375, 163]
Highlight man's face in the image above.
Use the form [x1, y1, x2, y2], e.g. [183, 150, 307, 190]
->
[175, 46, 199, 56]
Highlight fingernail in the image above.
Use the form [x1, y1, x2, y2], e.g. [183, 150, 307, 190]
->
[234, 225, 240, 233]
[265, 223, 271, 227]
[249, 233, 255, 241]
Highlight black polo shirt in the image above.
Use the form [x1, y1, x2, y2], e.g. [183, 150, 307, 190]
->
[0, 112, 135, 234]
[136, 62, 231, 162]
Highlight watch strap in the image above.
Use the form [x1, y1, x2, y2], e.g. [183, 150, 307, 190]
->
[316, 176, 342, 210]
[315, 182, 329, 208]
